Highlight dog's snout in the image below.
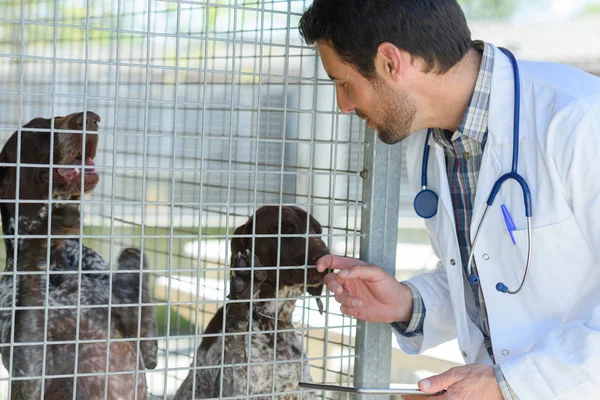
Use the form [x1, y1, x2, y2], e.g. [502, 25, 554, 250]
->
[309, 237, 330, 264]
[75, 112, 100, 131]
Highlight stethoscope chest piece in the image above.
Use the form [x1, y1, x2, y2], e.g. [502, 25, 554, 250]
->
[414, 188, 438, 219]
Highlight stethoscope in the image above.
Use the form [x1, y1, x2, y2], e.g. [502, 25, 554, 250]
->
[413, 47, 532, 295]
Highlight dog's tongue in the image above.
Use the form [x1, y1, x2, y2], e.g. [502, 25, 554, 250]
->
[56, 157, 96, 180]
[57, 167, 80, 181]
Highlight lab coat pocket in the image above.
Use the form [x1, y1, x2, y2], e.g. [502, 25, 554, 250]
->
[511, 214, 595, 314]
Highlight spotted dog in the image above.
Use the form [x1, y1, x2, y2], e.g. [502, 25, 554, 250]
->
[174, 206, 330, 400]
[0, 112, 158, 399]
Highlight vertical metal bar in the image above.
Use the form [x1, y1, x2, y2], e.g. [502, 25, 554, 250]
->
[245, 2, 265, 397]
[104, 0, 124, 396]
[349, 123, 366, 386]
[72, 1, 93, 397]
[189, 2, 211, 397]
[353, 128, 402, 400]
[162, 0, 182, 396]
[41, 1, 59, 396]
[298, 34, 319, 394]
[6, 1, 26, 395]
[136, 0, 153, 396]
[219, 2, 239, 398]
[272, 3, 292, 396]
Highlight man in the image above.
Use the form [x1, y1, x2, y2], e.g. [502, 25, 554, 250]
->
[299, 1, 600, 399]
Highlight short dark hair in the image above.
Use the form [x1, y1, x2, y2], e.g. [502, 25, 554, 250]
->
[298, 0, 472, 78]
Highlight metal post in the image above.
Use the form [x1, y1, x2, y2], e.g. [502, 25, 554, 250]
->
[354, 127, 403, 399]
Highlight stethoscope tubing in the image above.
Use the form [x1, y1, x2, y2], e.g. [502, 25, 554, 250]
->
[415, 47, 533, 295]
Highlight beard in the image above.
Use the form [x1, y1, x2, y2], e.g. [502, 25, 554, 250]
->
[358, 79, 417, 145]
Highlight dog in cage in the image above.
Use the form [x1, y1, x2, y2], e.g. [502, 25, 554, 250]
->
[0, 112, 158, 399]
[174, 205, 330, 400]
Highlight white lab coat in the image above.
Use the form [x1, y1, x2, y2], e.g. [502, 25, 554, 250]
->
[395, 43, 600, 399]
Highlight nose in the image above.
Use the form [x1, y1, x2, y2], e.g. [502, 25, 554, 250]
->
[309, 237, 330, 264]
[76, 111, 101, 131]
[336, 88, 355, 114]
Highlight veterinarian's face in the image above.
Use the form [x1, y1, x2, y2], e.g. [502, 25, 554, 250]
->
[317, 42, 417, 144]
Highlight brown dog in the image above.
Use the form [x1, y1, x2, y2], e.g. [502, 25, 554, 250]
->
[0, 112, 157, 399]
[174, 206, 330, 399]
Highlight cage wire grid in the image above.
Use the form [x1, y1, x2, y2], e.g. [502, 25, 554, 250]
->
[0, 0, 382, 398]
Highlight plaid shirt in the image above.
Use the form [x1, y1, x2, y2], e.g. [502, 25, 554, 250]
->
[391, 41, 518, 399]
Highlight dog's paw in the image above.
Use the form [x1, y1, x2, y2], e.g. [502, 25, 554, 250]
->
[229, 250, 267, 299]
[118, 247, 148, 270]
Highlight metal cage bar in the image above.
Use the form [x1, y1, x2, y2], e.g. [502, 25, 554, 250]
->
[354, 129, 403, 399]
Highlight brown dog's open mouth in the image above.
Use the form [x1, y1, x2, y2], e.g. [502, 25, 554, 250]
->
[53, 135, 99, 188]
[54, 155, 97, 183]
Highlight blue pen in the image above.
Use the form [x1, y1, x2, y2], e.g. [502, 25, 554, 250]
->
[501, 204, 516, 245]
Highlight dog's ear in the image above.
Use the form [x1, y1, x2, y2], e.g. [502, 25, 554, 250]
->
[258, 280, 277, 300]
[0, 150, 12, 199]
[22, 117, 52, 129]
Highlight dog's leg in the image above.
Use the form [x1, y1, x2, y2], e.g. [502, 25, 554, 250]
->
[226, 250, 266, 329]
[12, 205, 79, 399]
[112, 248, 158, 370]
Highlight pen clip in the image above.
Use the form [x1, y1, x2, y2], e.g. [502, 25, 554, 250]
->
[501, 204, 516, 245]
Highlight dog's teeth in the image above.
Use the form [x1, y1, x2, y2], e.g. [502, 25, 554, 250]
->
[74, 167, 80, 174]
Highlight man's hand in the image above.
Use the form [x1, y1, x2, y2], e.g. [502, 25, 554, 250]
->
[402, 364, 503, 400]
[316, 254, 414, 323]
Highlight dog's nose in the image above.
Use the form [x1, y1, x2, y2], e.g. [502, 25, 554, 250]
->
[309, 242, 330, 265]
[75, 111, 101, 131]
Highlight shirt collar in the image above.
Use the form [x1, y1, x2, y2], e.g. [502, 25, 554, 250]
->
[432, 40, 495, 146]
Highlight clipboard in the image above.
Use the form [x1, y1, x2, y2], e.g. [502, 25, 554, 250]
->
[298, 381, 445, 396]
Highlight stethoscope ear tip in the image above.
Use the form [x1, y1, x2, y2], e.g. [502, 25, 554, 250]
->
[496, 282, 509, 293]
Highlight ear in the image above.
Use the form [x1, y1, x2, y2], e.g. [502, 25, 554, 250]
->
[258, 280, 276, 300]
[375, 42, 406, 82]
[22, 117, 51, 129]
[0, 169, 9, 199]
[0, 151, 12, 199]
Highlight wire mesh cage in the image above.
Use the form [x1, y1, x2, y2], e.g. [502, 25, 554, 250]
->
[0, 0, 378, 398]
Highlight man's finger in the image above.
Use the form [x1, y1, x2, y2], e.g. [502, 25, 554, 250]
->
[418, 367, 462, 393]
[316, 254, 370, 273]
[323, 273, 344, 295]
[334, 291, 362, 309]
[337, 264, 386, 283]
[339, 305, 360, 318]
